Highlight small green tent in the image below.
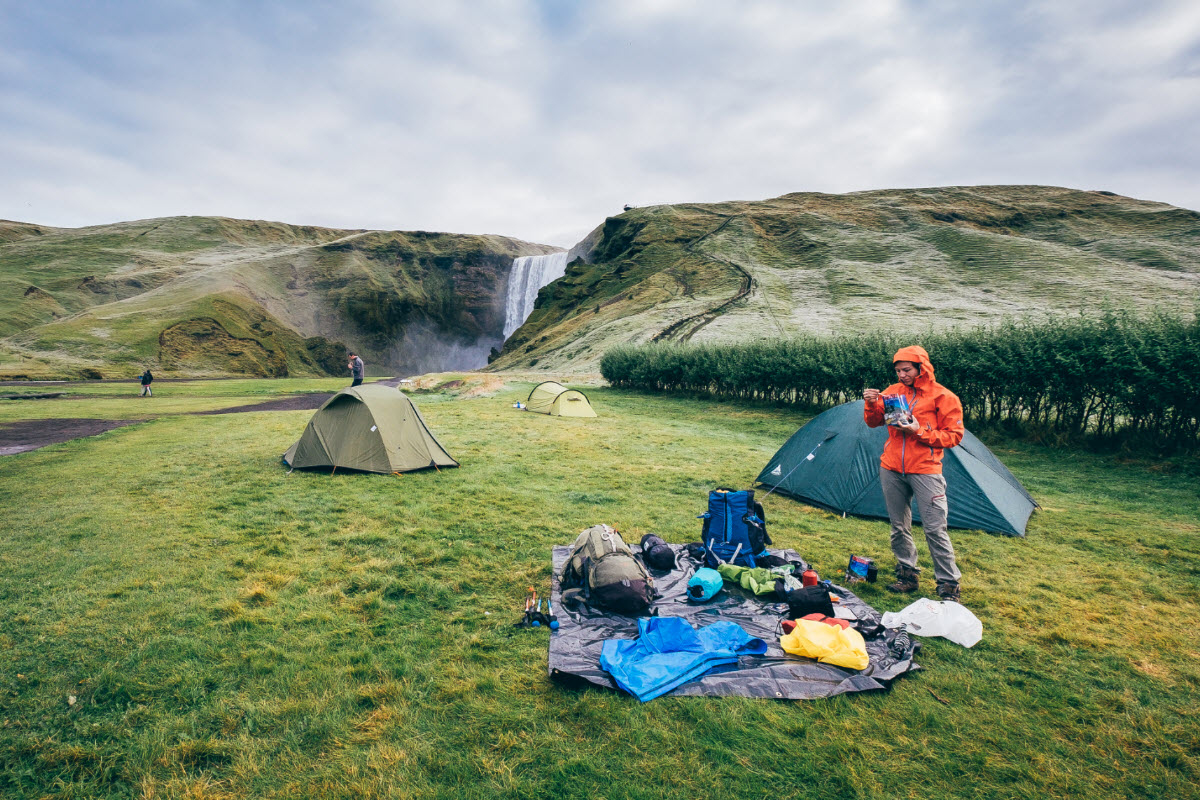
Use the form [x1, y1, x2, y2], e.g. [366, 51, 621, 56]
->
[283, 384, 458, 473]
[526, 381, 597, 417]
[757, 400, 1037, 536]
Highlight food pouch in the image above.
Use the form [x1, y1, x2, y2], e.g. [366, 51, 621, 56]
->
[844, 554, 875, 584]
[882, 394, 913, 426]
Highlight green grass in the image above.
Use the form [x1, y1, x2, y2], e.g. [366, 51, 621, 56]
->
[0, 379, 1197, 799]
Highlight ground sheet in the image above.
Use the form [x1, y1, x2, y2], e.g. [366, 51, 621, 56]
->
[548, 544, 921, 701]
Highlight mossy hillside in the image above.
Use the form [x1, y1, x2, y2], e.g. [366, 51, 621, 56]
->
[5, 289, 343, 379]
[491, 186, 1200, 373]
[0, 216, 327, 331]
[0, 378, 1196, 798]
[0, 217, 558, 379]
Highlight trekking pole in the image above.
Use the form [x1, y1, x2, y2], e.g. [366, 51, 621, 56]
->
[513, 596, 533, 628]
[532, 598, 556, 630]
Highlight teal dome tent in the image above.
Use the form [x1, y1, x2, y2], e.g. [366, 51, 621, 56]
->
[756, 400, 1037, 537]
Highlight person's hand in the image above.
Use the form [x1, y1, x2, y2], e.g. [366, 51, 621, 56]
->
[863, 388, 881, 403]
[899, 417, 920, 434]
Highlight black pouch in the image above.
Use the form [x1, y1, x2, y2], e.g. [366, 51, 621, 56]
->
[783, 585, 835, 619]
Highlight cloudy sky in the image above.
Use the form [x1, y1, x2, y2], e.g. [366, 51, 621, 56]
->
[2, 0, 1198, 247]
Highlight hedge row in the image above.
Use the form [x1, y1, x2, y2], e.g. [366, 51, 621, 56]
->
[600, 310, 1200, 448]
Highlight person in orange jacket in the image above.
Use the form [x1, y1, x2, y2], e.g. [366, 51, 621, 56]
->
[863, 345, 964, 602]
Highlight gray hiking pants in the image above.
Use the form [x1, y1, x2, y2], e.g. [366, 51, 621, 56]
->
[879, 467, 961, 583]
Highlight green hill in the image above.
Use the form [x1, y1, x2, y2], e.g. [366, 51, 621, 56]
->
[0, 217, 558, 379]
[491, 186, 1200, 372]
[7, 188, 1197, 379]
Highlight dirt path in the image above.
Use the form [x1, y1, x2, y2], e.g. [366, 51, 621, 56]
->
[0, 418, 146, 456]
[191, 394, 332, 414]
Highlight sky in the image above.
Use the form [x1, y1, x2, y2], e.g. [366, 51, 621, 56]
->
[2, 0, 1198, 248]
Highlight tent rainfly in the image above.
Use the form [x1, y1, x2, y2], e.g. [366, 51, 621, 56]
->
[283, 384, 458, 473]
[756, 400, 1037, 537]
[526, 381, 597, 417]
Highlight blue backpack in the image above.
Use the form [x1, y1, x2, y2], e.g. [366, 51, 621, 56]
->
[698, 489, 770, 568]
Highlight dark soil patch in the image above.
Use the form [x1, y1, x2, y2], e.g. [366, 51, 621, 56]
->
[192, 394, 333, 415]
[0, 418, 145, 456]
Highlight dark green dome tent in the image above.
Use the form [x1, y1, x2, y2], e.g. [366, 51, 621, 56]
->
[283, 384, 458, 474]
[757, 400, 1037, 536]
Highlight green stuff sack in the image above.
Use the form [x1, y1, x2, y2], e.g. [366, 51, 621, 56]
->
[716, 563, 781, 596]
[560, 524, 655, 615]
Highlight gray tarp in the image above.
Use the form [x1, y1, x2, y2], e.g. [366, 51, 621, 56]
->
[547, 544, 921, 701]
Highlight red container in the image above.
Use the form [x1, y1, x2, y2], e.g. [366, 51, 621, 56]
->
[801, 569, 818, 587]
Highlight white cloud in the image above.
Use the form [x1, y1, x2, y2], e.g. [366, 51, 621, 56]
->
[1, 0, 1198, 246]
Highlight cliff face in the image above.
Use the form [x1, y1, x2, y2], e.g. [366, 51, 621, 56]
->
[0, 217, 557, 378]
[306, 230, 550, 375]
[490, 186, 1200, 373]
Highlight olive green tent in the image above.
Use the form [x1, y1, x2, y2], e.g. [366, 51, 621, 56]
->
[526, 381, 597, 417]
[283, 384, 458, 473]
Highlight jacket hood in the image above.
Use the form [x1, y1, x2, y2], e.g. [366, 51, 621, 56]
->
[893, 345, 935, 388]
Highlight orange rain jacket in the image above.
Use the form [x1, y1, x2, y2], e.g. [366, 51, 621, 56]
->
[864, 345, 964, 475]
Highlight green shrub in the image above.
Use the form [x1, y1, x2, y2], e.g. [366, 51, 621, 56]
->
[601, 309, 1200, 449]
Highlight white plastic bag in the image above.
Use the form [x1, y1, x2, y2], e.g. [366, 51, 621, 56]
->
[880, 598, 982, 648]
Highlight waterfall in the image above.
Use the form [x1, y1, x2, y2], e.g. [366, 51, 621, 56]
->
[503, 251, 569, 338]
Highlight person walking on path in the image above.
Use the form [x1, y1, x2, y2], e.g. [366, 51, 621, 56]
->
[863, 345, 964, 602]
[348, 352, 365, 387]
[139, 369, 154, 397]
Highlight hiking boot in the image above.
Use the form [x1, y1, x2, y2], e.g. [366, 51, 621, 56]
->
[937, 580, 961, 603]
[886, 566, 919, 594]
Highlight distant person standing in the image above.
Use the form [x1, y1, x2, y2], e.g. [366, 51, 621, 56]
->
[139, 369, 154, 397]
[863, 345, 965, 602]
[348, 352, 365, 387]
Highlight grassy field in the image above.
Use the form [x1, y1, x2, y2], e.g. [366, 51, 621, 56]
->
[1, 377, 1197, 799]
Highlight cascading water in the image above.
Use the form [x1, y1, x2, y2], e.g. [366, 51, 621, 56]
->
[503, 251, 569, 338]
